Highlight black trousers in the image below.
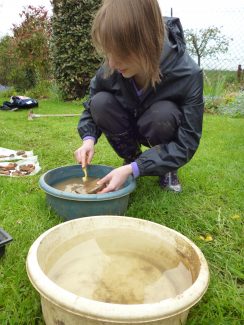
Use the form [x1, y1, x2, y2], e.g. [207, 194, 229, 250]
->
[90, 91, 182, 161]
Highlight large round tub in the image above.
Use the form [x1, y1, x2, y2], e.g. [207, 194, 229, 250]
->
[26, 216, 209, 325]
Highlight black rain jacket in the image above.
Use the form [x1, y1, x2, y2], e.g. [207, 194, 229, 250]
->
[77, 17, 204, 177]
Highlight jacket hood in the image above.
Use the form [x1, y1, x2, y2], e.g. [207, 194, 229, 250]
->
[160, 17, 186, 71]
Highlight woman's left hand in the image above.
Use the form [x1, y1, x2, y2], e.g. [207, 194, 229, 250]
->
[97, 165, 133, 194]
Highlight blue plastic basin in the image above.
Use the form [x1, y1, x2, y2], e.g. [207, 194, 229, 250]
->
[39, 164, 136, 220]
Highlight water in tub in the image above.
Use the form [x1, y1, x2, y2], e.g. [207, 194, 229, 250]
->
[46, 229, 193, 304]
[53, 176, 103, 194]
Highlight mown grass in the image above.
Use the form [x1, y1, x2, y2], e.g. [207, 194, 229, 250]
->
[0, 97, 243, 324]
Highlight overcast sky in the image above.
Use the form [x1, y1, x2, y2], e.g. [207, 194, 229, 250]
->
[0, 0, 243, 69]
[0, 0, 243, 36]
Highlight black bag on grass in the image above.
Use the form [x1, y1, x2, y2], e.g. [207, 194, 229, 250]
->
[0, 96, 38, 111]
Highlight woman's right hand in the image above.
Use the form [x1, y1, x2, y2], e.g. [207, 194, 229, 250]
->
[74, 139, 95, 167]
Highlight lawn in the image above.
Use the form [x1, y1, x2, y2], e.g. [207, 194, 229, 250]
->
[0, 97, 243, 324]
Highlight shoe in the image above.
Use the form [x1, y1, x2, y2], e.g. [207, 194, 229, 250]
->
[159, 171, 182, 193]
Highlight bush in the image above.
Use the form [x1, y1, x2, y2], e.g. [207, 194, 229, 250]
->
[25, 80, 52, 99]
[218, 91, 244, 117]
[0, 6, 51, 92]
[51, 0, 102, 100]
[203, 73, 226, 111]
[203, 70, 244, 113]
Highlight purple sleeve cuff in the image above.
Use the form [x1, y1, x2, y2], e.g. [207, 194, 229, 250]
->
[130, 162, 140, 178]
[83, 136, 96, 142]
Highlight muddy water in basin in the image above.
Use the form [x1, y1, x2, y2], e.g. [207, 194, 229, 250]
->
[46, 228, 193, 304]
[53, 176, 103, 194]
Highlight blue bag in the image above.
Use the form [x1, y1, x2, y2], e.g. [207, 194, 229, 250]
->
[0, 96, 38, 111]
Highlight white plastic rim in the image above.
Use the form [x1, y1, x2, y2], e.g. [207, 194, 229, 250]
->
[26, 216, 209, 323]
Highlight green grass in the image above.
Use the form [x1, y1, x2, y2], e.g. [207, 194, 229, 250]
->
[0, 98, 243, 324]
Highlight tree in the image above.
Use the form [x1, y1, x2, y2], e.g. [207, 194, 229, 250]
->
[0, 5, 51, 90]
[51, 0, 102, 99]
[185, 26, 230, 67]
[0, 36, 14, 86]
[12, 5, 51, 87]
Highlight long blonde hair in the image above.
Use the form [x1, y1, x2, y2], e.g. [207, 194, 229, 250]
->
[91, 0, 164, 89]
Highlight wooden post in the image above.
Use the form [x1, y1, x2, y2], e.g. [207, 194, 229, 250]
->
[237, 64, 242, 82]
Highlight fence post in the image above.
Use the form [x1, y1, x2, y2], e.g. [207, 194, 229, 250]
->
[237, 65, 242, 82]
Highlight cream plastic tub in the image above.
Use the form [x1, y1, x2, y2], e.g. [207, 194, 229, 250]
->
[26, 216, 209, 325]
